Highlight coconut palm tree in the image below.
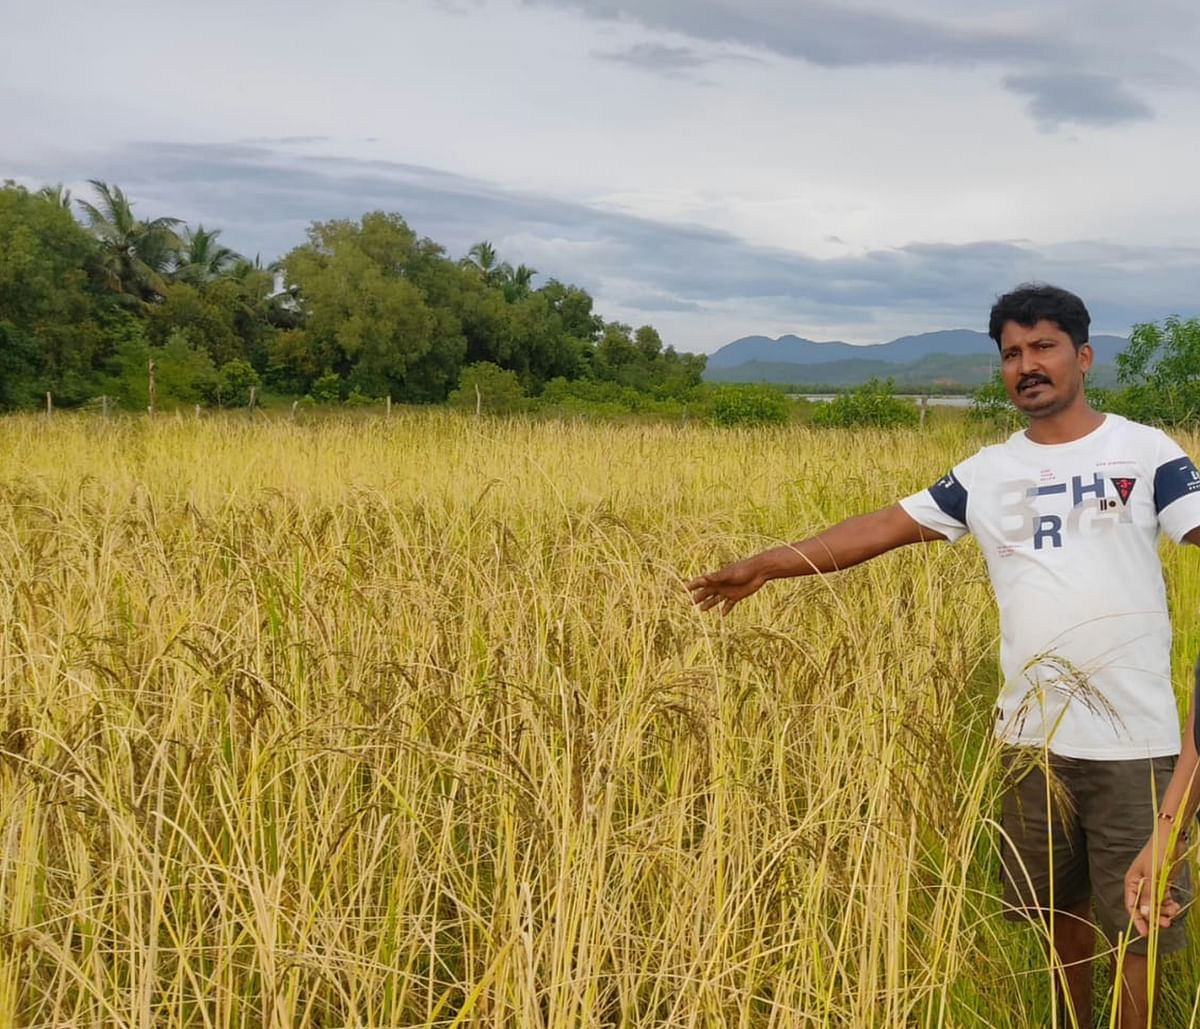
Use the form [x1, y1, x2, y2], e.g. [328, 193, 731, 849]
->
[174, 225, 242, 285]
[501, 263, 537, 301]
[35, 183, 73, 209]
[76, 180, 182, 302]
[462, 240, 501, 285]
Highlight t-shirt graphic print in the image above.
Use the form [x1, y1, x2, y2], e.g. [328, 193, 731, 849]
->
[901, 415, 1200, 758]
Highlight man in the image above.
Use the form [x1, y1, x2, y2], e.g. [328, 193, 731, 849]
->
[687, 283, 1200, 1029]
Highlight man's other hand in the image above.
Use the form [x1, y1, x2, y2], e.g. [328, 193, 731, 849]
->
[1124, 835, 1185, 937]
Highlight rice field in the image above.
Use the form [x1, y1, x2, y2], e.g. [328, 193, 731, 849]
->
[1, 411, 1199, 1028]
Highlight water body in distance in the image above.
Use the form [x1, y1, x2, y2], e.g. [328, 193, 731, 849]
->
[796, 395, 974, 407]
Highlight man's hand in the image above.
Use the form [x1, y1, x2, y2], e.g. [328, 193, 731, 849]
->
[686, 558, 767, 615]
[686, 506, 943, 616]
[1124, 831, 1186, 937]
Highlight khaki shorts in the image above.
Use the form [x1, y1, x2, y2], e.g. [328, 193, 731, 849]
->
[1000, 749, 1190, 955]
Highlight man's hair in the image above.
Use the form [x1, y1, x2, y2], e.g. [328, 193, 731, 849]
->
[987, 283, 1091, 349]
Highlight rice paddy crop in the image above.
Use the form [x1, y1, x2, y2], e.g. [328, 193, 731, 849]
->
[1, 412, 1198, 1027]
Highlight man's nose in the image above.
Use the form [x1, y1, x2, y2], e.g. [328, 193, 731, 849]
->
[1017, 348, 1040, 374]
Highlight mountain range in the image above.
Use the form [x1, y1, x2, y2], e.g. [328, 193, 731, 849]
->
[703, 330, 1128, 389]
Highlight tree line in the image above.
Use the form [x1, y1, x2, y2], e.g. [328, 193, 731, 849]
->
[0, 180, 706, 412]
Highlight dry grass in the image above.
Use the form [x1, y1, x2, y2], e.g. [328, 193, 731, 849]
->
[0, 411, 1197, 1027]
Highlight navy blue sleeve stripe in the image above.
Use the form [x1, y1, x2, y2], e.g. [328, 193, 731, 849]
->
[929, 471, 968, 526]
[1153, 456, 1200, 513]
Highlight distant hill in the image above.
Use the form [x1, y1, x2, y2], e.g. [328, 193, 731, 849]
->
[704, 330, 1127, 388]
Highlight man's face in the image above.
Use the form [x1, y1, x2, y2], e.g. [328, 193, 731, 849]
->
[998, 319, 1092, 418]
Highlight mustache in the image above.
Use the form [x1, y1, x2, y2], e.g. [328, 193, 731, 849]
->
[1017, 374, 1052, 391]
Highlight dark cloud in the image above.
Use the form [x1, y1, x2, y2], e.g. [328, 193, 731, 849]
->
[11, 140, 1198, 345]
[1003, 73, 1155, 128]
[543, 0, 1058, 69]
[593, 42, 717, 78]
[542, 1, 1171, 129]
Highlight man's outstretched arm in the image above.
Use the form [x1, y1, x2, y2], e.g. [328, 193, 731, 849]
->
[686, 503, 947, 614]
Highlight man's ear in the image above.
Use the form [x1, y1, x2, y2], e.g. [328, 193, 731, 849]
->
[1078, 342, 1094, 374]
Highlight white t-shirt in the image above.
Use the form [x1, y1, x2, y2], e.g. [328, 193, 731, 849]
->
[901, 414, 1200, 759]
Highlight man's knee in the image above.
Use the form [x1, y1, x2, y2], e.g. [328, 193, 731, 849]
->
[1051, 901, 1097, 962]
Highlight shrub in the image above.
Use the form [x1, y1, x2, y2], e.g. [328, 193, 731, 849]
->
[215, 359, 260, 407]
[704, 385, 791, 427]
[345, 388, 375, 407]
[311, 372, 344, 405]
[812, 379, 918, 429]
[449, 362, 526, 414]
[969, 371, 1020, 430]
[102, 329, 218, 410]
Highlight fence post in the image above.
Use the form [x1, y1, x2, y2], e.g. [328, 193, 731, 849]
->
[386, 395, 392, 419]
[291, 400, 299, 421]
[248, 386, 257, 412]
[148, 359, 157, 416]
[101, 394, 109, 418]
[45, 392, 53, 418]
[475, 384, 482, 417]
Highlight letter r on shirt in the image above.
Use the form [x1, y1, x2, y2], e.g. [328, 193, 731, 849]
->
[1034, 515, 1063, 550]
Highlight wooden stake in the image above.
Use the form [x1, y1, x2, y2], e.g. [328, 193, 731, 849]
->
[148, 359, 157, 416]
[45, 392, 52, 417]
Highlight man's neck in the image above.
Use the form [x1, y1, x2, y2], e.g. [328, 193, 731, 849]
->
[1024, 403, 1106, 445]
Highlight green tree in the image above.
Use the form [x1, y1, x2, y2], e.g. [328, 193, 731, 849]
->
[267, 328, 336, 394]
[500, 263, 537, 302]
[593, 322, 642, 386]
[77, 180, 182, 304]
[35, 183, 73, 209]
[455, 281, 516, 369]
[0, 181, 107, 407]
[1113, 316, 1200, 425]
[174, 225, 241, 285]
[284, 212, 465, 402]
[635, 325, 662, 359]
[148, 282, 242, 365]
[652, 347, 706, 399]
[462, 240, 502, 286]
[0, 324, 43, 410]
[540, 279, 602, 342]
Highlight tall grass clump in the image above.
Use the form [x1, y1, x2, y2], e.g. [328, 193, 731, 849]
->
[0, 411, 1198, 1027]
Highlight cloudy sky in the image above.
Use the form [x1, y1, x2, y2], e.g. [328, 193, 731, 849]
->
[4, 0, 1200, 351]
